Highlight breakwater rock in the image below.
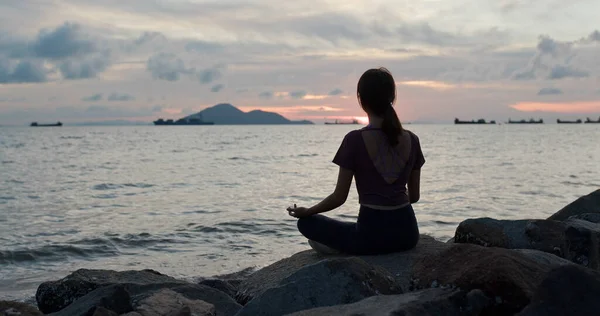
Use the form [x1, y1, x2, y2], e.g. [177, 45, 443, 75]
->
[3, 189, 599, 315]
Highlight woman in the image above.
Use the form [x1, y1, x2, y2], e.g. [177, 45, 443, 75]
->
[287, 67, 425, 255]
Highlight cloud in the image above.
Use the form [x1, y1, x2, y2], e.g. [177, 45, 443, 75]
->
[58, 51, 111, 79]
[289, 90, 308, 99]
[31, 22, 97, 60]
[0, 96, 26, 102]
[537, 88, 563, 95]
[198, 67, 222, 84]
[258, 91, 273, 99]
[510, 101, 600, 113]
[548, 65, 589, 80]
[328, 88, 343, 96]
[82, 93, 103, 101]
[152, 104, 164, 112]
[211, 84, 224, 92]
[0, 58, 47, 83]
[146, 53, 191, 81]
[108, 92, 135, 101]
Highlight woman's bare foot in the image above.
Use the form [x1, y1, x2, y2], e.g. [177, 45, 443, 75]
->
[308, 240, 342, 255]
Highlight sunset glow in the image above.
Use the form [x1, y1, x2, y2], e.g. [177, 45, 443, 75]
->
[510, 101, 600, 113]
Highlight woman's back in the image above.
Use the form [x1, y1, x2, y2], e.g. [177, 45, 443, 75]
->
[333, 127, 425, 207]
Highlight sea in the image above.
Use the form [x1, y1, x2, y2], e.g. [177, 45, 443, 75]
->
[1, 124, 599, 301]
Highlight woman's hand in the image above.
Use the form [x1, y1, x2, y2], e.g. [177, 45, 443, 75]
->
[287, 204, 312, 218]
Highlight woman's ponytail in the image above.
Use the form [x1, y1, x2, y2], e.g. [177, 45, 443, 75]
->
[381, 105, 403, 146]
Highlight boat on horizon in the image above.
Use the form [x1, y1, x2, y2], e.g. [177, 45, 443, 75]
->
[153, 115, 214, 125]
[30, 122, 62, 127]
[507, 118, 544, 124]
[324, 119, 361, 125]
[454, 118, 496, 125]
[557, 119, 582, 124]
[585, 117, 600, 124]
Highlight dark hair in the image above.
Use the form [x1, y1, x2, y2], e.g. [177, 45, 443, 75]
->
[357, 67, 403, 146]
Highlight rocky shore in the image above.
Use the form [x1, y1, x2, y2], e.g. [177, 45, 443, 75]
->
[2, 189, 599, 316]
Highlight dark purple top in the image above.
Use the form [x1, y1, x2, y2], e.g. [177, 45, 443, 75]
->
[333, 127, 425, 206]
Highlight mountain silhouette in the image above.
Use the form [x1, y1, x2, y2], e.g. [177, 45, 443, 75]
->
[183, 103, 313, 125]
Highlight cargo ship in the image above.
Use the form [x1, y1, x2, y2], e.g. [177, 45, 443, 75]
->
[30, 122, 62, 127]
[153, 116, 214, 125]
[507, 118, 544, 124]
[585, 117, 600, 124]
[325, 119, 361, 125]
[454, 118, 496, 124]
[557, 119, 582, 124]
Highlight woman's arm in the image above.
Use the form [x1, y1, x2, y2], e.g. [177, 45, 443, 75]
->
[305, 167, 354, 216]
[407, 169, 421, 203]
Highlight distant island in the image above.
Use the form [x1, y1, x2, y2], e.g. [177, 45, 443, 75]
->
[154, 103, 313, 125]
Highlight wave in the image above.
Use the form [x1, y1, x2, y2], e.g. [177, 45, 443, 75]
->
[1, 233, 186, 264]
[92, 183, 155, 190]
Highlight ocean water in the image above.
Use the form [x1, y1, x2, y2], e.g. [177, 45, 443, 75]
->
[1, 124, 599, 301]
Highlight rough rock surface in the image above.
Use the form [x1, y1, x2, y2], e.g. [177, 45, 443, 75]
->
[235, 234, 448, 305]
[90, 306, 119, 316]
[411, 244, 570, 315]
[286, 288, 491, 316]
[236, 257, 402, 316]
[517, 265, 600, 316]
[454, 217, 600, 268]
[48, 284, 133, 316]
[134, 289, 215, 316]
[197, 279, 237, 299]
[569, 212, 600, 223]
[548, 189, 600, 221]
[136, 285, 240, 316]
[36, 269, 188, 314]
[0, 301, 42, 316]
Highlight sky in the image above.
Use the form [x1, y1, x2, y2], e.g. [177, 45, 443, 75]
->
[1, 0, 599, 125]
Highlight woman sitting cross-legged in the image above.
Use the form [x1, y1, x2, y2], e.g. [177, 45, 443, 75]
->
[287, 67, 425, 255]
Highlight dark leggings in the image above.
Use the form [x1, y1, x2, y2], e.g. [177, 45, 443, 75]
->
[297, 204, 420, 255]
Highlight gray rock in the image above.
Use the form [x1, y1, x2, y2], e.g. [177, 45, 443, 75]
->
[569, 212, 600, 223]
[91, 306, 118, 316]
[197, 279, 237, 299]
[149, 285, 241, 316]
[411, 244, 570, 315]
[454, 217, 600, 268]
[48, 284, 133, 316]
[548, 189, 600, 221]
[0, 301, 42, 316]
[134, 289, 215, 316]
[517, 265, 600, 316]
[235, 235, 448, 305]
[286, 288, 491, 316]
[36, 269, 188, 314]
[235, 257, 402, 316]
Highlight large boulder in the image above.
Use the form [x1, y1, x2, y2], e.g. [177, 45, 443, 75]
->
[49, 284, 133, 316]
[286, 288, 491, 316]
[134, 289, 215, 316]
[548, 189, 600, 221]
[454, 217, 600, 268]
[235, 235, 448, 305]
[36, 269, 188, 314]
[517, 265, 600, 316]
[235, 257, 401, 316]
[0, 301, 42, 316]
[137, 285, 240, 316]
[411, 244, 573, 315]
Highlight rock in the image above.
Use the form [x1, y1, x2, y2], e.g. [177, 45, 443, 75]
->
[569, 213, 600, 223]
[236, 235, 448, 305]
[49, 284, 133, 316]
[145, 285, 240, 316]
[91, 306, 118, 316]
[286, 288, 491, 316]
[454, 217, 600, 268]
[134, 289, 215, 316]
[548, 189, 600, 221]
[411, 244, 570, 315]
[236, 257, 402, 316]
[0, 301, 42, 316]
[517, 265, 600, 316]
[36, 269, 188, 314]
[197, 279, 237, 299]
